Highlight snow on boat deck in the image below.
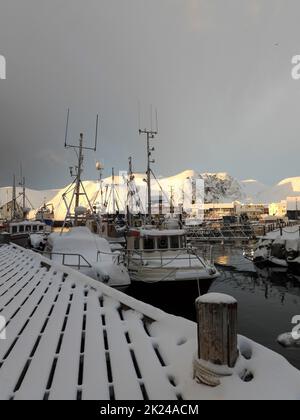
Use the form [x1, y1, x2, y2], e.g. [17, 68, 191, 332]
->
[264, 226, 300, 240]
[0, 244, 300, 400]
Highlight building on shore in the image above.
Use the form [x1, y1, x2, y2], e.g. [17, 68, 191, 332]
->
[204, 202, 238, 220]
[286, 197, 300, 220]
[204, 202, 267, 222]
[268, 201, 287, 218]
[237, 203, 267, 221]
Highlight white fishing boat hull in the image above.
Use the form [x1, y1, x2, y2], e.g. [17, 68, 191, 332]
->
[127, 252, 219, 283]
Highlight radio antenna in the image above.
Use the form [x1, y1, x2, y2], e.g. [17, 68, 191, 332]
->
[61, 109, 101, 230]
[138, 100, 141, 132]
[139, 104, 159, 220]
[64, 108, 70, 148]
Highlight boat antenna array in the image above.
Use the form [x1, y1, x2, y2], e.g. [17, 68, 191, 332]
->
[138, 103, 159, 220]
[64, 108, 99, 152]
[61, 109, 101, 231]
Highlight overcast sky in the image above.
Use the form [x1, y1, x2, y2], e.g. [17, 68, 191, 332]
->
[0, 0, 300, 189]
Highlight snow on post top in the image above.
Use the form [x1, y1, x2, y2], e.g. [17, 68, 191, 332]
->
[196, 293, 237, 305]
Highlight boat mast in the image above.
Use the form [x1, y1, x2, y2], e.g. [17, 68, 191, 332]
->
[170, 186, 175, 215]
[22, 176, 26, 215]
[62, 109, 100, 230]
[19, 165, 26, 219]
[139, 106, 158, 221]
[74, 133, 84, 225]
[127, 156, 133, 226]
[112, 167, 116, 215]
[95, 161, 104, 214]
[12, 174, 16, 220]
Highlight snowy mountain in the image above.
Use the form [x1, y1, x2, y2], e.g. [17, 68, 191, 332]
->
[202, 172, 244, 203]
[45, 170, 247, 220]
[239, 177, 300, 204]
[255, 177, 300, 204]
[0, 187, 59, 210]
[4, 172, 300, 221]
[240, 179, 268, 203]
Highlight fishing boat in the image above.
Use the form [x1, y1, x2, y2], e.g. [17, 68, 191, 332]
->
[124, 227, 219, 283]
[0, 220, 49, 247]
[35, 202, 55, 227]
[245, 226, 300, 269]
[45, 227, 130, 290]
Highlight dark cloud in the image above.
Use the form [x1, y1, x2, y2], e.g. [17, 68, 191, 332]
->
[0, 0, 299, 189]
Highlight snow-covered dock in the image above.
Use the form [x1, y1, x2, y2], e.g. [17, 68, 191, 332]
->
[0, 244, 300, 400]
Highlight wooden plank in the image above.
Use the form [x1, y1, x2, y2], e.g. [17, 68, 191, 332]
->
[124, 310, 177, 400]
[14, 273, 71, 400]
[0, 266, 47, 321]
[0, 261, 33, 297]
[103, 297, 142, 400]
[0, 254, 30, 280]
[0, 267, 53, 361]
[48, 280, 85, 400]
[0, 264, 41, 311]
[81, 292, 110, 400]
[0, 269, 64, 399]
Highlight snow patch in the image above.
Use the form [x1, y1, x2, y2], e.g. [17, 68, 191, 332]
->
[196, 293, 237, 305]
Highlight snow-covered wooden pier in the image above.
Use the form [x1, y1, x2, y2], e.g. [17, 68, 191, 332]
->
[0, 244, 300, 400]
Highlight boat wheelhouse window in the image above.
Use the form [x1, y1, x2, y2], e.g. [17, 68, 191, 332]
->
[170, 235, 179, 249]
[12, 226, 17, 234]
[33, 225, 37, 232]
[19, 225, 24, 233]
[158, 236, 168, 250]
[26, 225, 31, 232]
[144, 237, 155, 250]
[39, 225, 44, 231]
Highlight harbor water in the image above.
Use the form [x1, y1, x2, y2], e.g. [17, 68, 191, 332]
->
[127, 243, 300, 371]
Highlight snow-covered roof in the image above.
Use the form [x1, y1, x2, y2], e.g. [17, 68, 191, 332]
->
[263, 226, 300, 240]
[0, 244, 299, 400]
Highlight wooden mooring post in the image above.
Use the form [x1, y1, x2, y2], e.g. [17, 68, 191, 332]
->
[193, 293, 238, 387]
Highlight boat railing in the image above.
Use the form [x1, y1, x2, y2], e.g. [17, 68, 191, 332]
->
[96, 250, 123, 265]
[32, 250, 92, 270]
[123, 247, 208, 269]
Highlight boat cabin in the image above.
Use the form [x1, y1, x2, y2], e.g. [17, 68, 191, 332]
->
[8, 221, 47, 236]
[127, 229, 187, 251]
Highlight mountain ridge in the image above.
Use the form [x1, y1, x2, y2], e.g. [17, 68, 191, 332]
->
[2, 172, 300, 219]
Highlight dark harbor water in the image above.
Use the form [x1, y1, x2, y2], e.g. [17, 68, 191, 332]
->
[127, 243, 300, 371]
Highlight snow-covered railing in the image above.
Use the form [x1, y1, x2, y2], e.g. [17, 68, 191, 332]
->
[32, 250, 92, 270]
[123, 248, 208, 269]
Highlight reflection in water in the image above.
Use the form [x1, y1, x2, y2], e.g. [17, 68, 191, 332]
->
[217, 268, 300, 304]
[215, 254, 230, 266]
